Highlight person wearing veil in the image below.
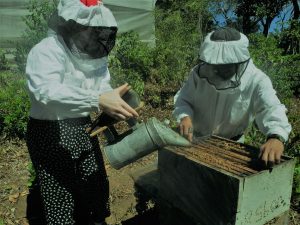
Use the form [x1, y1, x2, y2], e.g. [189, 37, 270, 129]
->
[173, 27, 291, 167]
[25, 0, 138, 224]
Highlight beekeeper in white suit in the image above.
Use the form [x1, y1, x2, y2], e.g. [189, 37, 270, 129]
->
[173, 27, 291, 166]
[25, 0, 138, 224]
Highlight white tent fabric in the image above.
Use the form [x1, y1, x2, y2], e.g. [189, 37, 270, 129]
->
[104, 0, 157, 45]
[104, 0, 156, 11]
[0, 0, 157, 48]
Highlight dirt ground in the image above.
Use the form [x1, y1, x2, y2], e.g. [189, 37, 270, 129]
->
[0, 137, 159, 225]
[0, 104, 299, 225]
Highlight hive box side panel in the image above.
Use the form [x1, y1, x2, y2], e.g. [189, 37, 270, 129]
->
[159, 148, 241, 225]
[235, 159, 296, 225]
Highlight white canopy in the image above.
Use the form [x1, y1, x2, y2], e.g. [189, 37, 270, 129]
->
[104, 0, 157, 45]
[104, 0, 156, 11]
[0, 0, 157, 48]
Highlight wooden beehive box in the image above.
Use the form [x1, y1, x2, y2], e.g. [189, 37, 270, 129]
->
[158, 136, 296, 225]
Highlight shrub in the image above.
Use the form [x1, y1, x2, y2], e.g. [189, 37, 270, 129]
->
[0, 71, 30, 138]
[249, 34, 299, 100]
[153, 8, 203, 86]
[0, 49, 9, 71]
[109, 32, 153, 96]
[294, 160, 300, 195]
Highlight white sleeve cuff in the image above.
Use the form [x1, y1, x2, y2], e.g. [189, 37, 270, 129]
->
[90, 91, 100, 112]
[266, 128, 291, 142]
[173, 106, 194, 124]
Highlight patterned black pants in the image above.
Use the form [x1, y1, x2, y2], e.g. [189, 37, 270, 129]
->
[26, 117, 110, 225]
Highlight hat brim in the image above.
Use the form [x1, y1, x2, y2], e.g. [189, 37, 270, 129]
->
[58, 0, 117, 27]
[199, 32, 250, 64]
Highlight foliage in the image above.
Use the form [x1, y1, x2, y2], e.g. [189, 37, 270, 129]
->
[154, 0, 210, 85]
[294, 160, 300, 194]
[208, 0, 240, 29]
[244, 124, 265, 147]
[153, 10, 198, 85]
[109, 32, 153, 96]
[0, 71, 30, 138]
[248, 34, 299, 100]
[279, 19, 300, 55]
[15, 0, 58, 72]
[236, 0, 289, 36]
[209, 0, 299, 38]
[27, 163, 36, 187]
[0, 49, 9, 71]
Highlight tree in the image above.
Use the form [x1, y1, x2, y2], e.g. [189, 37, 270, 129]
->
[291, 0, 300, 20]
[236, 0, 289, 36]
[278, 1, 300, 55]
[208, 0, 239, 28]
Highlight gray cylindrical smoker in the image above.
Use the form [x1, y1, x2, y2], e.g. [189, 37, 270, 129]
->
[104, 117, 191, 170]
[88, 89, 191, 169]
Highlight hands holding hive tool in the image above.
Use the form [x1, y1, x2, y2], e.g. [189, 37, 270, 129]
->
[87, 84, 144, 137]
[99, 83, 139, 120]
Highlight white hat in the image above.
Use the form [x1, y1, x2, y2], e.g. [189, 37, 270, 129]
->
[199, 28, 250, 64]
[57, 0, 117, 27]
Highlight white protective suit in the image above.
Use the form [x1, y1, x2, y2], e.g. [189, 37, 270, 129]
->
[173, 31, 291, 142]
[26, 0, 117, 120]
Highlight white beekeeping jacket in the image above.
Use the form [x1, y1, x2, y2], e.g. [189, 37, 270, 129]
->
[26, 0, 118, 120]
[173, 60, 292, 142]
[26, 34, 113, 120]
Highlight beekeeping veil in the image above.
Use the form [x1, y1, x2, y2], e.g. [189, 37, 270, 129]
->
[198, 28, 250, 91]
[48, 0, 118, 61]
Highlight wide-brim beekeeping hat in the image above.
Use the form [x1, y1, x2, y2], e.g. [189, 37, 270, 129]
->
[57, 0, 117, 27]
[199, 27, 250, 64]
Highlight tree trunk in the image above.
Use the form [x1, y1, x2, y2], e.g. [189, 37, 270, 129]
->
[292, 0, 300, 20]
[262, 17, 273, 36]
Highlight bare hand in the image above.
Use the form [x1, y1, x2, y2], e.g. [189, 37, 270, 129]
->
[99, 83, 139, 120]
[179, 116, 193, 142]
[259, 138, 284, 167]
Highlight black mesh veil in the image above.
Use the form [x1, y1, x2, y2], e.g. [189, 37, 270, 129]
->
[48, 10, 117, 59]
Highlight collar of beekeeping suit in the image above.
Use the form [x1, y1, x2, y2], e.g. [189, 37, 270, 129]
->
[199, 27, 250, 64]
[57, 0, 117, 27]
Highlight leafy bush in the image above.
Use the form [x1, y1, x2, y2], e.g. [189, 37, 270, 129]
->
[153, 6, 205, 85]
[109, 32, 153, 96]
[0, 49, 9, 71]
[295, 160, 300, 194]
[249, 34, 300, 100]
[27, 162, 36, 187]
[0, 71, 30, 138]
